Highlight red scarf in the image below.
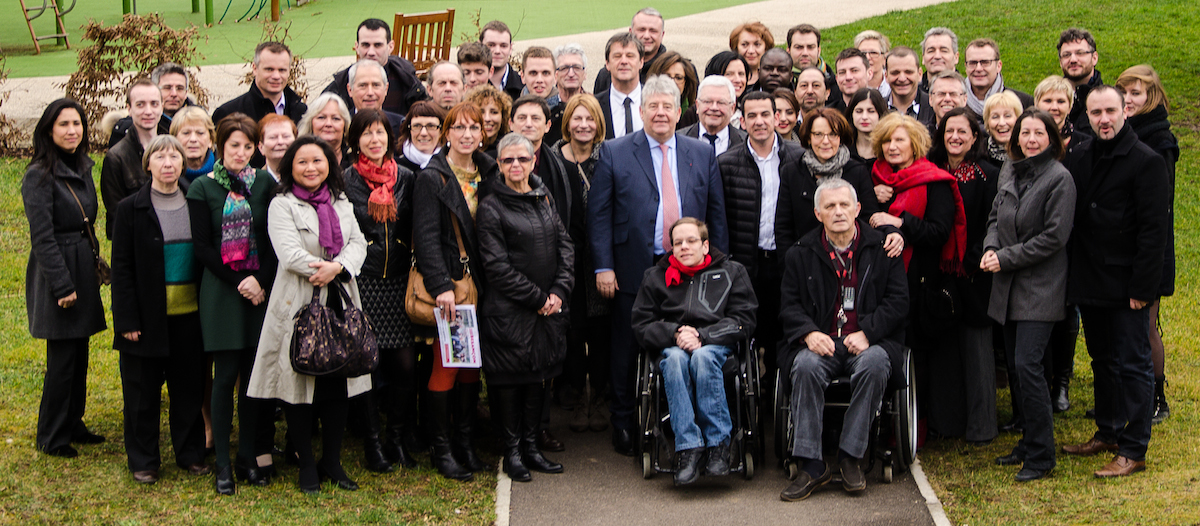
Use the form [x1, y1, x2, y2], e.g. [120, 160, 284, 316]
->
[665, 254, 712, 287]
[354, 153, 398, 222]
[871, 157, 968, 275]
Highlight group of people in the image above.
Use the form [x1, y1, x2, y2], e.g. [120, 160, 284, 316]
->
[21, 8, 1177, 503]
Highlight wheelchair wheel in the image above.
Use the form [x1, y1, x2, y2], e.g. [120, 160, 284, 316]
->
[642, 452, 654, 479]
[773, 371, 787, 462]
[882, 463, 893, 483]
[894, 350, 918, 469]
[743, 452, 755, 480]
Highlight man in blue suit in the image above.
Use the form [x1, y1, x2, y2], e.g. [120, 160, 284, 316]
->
[588, 74, 730, 456]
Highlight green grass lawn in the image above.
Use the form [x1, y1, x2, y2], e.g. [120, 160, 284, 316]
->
[3, 0, 760, 78]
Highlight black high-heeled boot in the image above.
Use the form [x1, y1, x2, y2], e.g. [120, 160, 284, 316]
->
[234, 455, 270, 486]
[491, 385, 530, 482]
[354, 391, 394, 473]
[520, 383, 563, 474]
[427, 390, 473, 481]
[383, 378, 418, 468]
[452, 382, 489, 472]
[214, 465, 236, 495]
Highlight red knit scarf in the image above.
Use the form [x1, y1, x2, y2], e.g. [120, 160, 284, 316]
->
[871, 157, 968, 275]
[354, 153, 398, 222]
[665, 254, 712, 287]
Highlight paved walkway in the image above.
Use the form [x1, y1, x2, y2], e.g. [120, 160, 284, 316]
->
[0, 0, 951, 142]
[507, 405, 936, 526]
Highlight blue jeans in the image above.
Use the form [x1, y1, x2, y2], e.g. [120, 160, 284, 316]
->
[660, 345, 732, 451]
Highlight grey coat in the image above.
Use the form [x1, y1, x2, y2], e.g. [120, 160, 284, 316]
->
[984, 152, 1076, 324]
[22, 157, 107, 340]
[247, 191, 370, 405]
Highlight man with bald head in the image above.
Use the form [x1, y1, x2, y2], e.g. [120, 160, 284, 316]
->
[323, 18, 425, 115]
[594, 8, 667, 92]
[428, 61, 466, 111]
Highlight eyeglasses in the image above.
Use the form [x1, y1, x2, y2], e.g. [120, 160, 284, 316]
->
[449, 124, 482, 133]
[556, 64, 584, 73]
[698, 98, 733, 107]
[810, 132, 837, 141]
[861, 50, 883, 57]
[666, 74, 687, 82]
[966, 59, 997, 69]
[931, 90, 964, 99]
[410, 123, 441, 131]
[1059, 49, 1095, 59]
[498, 156, 533, 165]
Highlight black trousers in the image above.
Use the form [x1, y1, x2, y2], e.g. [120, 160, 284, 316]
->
[609, 291, 639, 430]
[1004, 321, 1056, 471]
[37, 337, 90, 452]
[1079, 305, 1154, 461]
[119, 313, 207, 472]
[752, 250, 782, 378]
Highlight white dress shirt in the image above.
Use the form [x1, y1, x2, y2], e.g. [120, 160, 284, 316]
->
[609, 83, 643, 138]
[751, 136, 780, 251]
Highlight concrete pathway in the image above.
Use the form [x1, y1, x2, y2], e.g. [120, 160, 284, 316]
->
[506, 405, 936, 526]
[0, 0, 952, 143]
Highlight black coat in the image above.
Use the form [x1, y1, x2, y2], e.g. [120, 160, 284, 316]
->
[535, 142, 575, 239]
[21, 156, 107, 340]
[631, 249, 757, 351]
[716, 134, 803, 276]
[778, 222, 909, 389]
[1127, 105, 1179, 297]
[412, 151, 499, 298]
[212, 83, 307, 126]
[879, 177, 955, 343]
[1067, 125, 1170, 307]
[110, 184, 199, 356]
[774, 154, 882, 252]
[477, 177, 574, 385]
[343, 163, 415, 279]
[1068, 70, 1103, 137]
[948, 159, 999, 327]
[100, 131, 150, 239]
[322, 55, 427, 116]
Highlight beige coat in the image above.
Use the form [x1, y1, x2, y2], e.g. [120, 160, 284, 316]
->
[248, 190, 370, 404]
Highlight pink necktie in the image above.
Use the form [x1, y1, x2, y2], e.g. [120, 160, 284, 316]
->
[660, 143, 679, 252]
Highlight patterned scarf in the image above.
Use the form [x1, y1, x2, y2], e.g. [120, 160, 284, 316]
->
[802, 145, 851, 180]
[354, 153, 398, 222]
[1059, 119, 1075, 139]
[986, 136, 1008, 163]
[950, 160, 981, 184]
[292, 184, 344, 258]
[213, 161, 259, 271]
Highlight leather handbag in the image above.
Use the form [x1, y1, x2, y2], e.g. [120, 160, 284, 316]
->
[290, 281, 379, 378]
[405, 206, 477, 326]
[65, 183, 111, 286]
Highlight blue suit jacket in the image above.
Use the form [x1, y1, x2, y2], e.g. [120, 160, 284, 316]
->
[588, 131, 729, 292]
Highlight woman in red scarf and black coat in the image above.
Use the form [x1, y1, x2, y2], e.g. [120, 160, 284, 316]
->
[343, 110, 417, 474]
[867, 113, 968, 441]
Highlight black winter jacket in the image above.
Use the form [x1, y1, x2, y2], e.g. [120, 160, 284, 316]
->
[343, 163, 415, 279]
[477, 176, 575, 385]
[717, 134, 804, 276]
[774, 155, 883, 252]
[945, 159, 999, 327]
[1127, 105, 1179, 297]
[631, 249, 758, 352]
[110, 183, 200, 356]
[100, 131, 150, 239]
[412, 151, 499, 298]
[1067, 125, 1169, 307]
[322, 55, 427, 116]
[778, 222, 909, 389]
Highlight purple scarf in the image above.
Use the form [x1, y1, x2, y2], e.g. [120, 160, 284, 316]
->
[292, 185, 344, 258]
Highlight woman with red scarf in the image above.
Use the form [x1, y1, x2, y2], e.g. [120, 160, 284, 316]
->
[867, 113, 968, 442]
[343, 110, 417, 474]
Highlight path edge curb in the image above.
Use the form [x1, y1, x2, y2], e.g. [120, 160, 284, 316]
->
[495, 461, 512, 526]
[911, 458, 952, 526]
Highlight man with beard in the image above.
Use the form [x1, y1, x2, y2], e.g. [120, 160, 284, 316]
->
[919, 27, 960, 94]
[1058, 28, 1102, 135]
[554, 44, 589, 104]
[794, 67, 829, 121]
[594, 8, 667, 93]
[829, 48, 872, 112]
[759, 48, 794, 93]
[963, 38, 1033, 115]
[681, 76, 747, 156]
[884, 47, 935, 128]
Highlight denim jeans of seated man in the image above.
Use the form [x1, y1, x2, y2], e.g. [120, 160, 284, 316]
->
[660, 344, 733, 451]
[789, 343, 889, 459]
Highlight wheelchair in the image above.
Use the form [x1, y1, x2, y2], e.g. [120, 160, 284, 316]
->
[635, 338, 763, 480]
[773, 346, 917, 483]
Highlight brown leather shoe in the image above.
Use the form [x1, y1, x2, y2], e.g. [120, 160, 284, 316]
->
[1062, 437, 1118, 456]
[1095, 455, 1146, 477]
[132, 470, 159, 484]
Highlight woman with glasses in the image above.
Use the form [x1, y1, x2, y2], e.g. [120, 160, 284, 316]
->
[412, 101, 499, 482]
[647, 51, 699, 130]
[477, 132, 574, 482]
[397, 101, 447, 174]
[855, 30, 892, 98]
[465, 84, 513, 159]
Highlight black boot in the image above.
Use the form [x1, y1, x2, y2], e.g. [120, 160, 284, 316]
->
[1152, 377, 1170, 425]
[1051, 376, 1070, 414]
[492, 385, 530, 482]
[427, 391, 473, 481]
[452, 383, 489, 472]
[520, 383, 563, 474]
[354, 391, 393, 473]
[382, 373, 418, 468]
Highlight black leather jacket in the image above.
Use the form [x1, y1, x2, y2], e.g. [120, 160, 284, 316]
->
[343, 162, 415, 279]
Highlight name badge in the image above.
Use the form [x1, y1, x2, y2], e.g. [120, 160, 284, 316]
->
[842, 286, 855, 312]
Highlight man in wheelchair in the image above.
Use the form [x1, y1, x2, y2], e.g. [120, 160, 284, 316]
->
[631, 217, 758, 486]
[778, 178, 908, 501]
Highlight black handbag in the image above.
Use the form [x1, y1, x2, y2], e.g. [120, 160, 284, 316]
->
[290, 281, 379, 378]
